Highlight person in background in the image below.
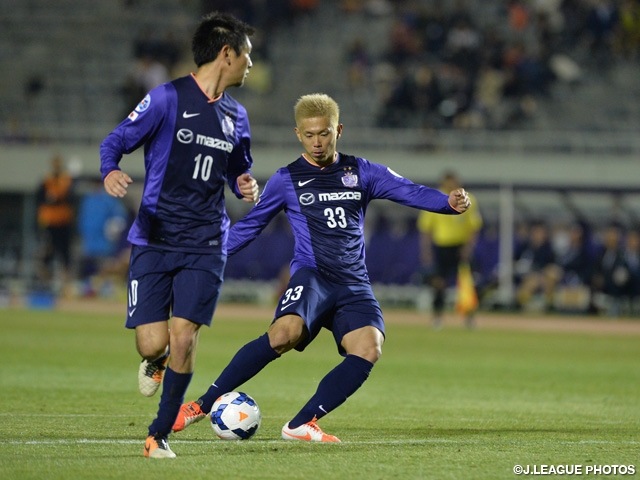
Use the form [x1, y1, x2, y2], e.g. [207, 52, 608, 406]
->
[547, 221, 595, 311]
[514, 219, 561, 311]
[417, 171, 482, 328]
[590, 222, 633, 316]
[77, 177, 129, 297]
[622, 228, 640, 313]
[36, 154, 76, 293]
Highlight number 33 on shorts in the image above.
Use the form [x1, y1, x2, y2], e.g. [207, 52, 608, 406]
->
[280, 286, 304, 310]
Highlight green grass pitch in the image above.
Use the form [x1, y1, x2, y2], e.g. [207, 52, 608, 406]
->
[0, 306, 638, 479]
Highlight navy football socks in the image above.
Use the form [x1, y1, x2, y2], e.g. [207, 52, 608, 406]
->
[148, 367, 192, 437]
[198, 333, 280, 413]
[288, 354, 374, 429]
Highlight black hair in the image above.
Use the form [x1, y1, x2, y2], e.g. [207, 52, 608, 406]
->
[191, 12, 255, 67]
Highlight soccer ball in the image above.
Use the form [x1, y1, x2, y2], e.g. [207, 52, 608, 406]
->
[210, 391, 261, 440]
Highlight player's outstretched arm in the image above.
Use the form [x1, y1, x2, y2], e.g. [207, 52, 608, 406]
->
[237, 173, 259, 203]
[104, 170, 133, 198]
[448, 188, 470, 213]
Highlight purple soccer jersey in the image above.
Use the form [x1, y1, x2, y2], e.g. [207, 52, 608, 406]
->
[228, 154, 459, 284]
[100, 74, 253, 253]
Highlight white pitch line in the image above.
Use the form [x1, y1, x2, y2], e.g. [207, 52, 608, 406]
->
[2, 438, 638, 446]
[3, 438, 460, 446]
[0, 413, 285, 418]
[0, 413, 144, 418]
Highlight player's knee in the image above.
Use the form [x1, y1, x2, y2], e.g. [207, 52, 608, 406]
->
[268, 316, 305, 354]
[353, 343, 382, 364]
[136, 339, 167, 361]
[342, 326, 384, 363]
[268, 328, 303, 355]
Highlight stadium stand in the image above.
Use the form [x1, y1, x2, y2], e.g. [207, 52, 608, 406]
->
[2, 0, 640, 143]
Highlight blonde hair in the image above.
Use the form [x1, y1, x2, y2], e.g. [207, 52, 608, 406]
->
[294, 93, 340, 127]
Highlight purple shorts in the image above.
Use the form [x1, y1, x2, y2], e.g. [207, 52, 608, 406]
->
[273, 267, 385, 355]
[125, 245, 226, 328]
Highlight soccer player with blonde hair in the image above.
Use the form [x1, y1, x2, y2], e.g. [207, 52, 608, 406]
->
[174, 93, 470, 442]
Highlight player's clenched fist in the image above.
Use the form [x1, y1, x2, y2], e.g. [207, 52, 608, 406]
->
[237, 173, 259, 203]
[104, 170, 133, 198]
[448, 188, 471, 213]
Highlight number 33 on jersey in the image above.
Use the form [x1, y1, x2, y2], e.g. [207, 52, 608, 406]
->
[227, 153, 460, 285]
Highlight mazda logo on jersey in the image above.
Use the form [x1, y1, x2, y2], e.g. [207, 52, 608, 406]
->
[177, 129, 194, 144]
[299, 193, 315, 205]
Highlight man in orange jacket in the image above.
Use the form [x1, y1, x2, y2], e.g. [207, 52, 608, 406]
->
[36, 155, 75, 289]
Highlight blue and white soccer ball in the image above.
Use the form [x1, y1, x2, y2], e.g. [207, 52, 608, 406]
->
[210, 391, 261, 440]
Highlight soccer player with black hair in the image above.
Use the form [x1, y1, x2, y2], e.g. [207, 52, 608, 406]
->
[100, 12, 259, 458]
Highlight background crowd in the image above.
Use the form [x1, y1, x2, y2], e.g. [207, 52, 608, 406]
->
[2, 0, 639, 142]
[103, 0, 640, 134]
[2, 0, 640, 319]
[28, 154, 640, 319]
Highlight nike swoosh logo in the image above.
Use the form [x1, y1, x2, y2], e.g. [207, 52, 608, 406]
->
[319, 405, 327, 413]
[183, 111, 200, 118]
[128, 308, 136, 316]
[281, 302, 297, 311]
[284, 431, 312, 441]
[298, 179, 315, 187]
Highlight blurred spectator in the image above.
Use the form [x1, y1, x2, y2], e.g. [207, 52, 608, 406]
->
[121, 56, 170, 117]
[444, 16, 481, 76]
[132, 27, 185, 73]
[584, 0, 620, 69]
[622, 228, 640, 311]
[377, 64, 443, 128]
[36, 155, 76, 292]
[346, 38, 373, 91]
[77, 178, 129, 297]
[413, 65, 444, 128]
[415, 2, 448, 57]
[120, 26, 179, 117]
[589, 222, 631, 316]
[504, 41, 554, 97]
[514, 219, 561, 311]
[480, 27, 507, 70]
[544, 221, 596, 311]
[385, 16, 423, 66]
[437, 63, 474, 127]
[417, 171, 482, 328]
[506, 0, 531, 32]
[472, 64, 507, 129]
[156, 32, 185, 74]
[553, 221, 595, 287]
[559, 0, 591, 50]
[133, 28, 161, 63]
[616, 0, 640, 59]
